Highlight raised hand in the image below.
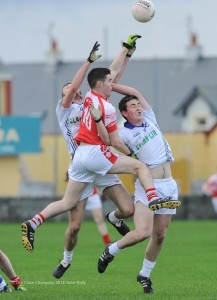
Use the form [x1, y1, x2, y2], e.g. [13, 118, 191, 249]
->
[87, 41, 102, 63]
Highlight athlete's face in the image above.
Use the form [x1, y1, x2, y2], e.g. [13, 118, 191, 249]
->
[123, 99, 144, 125]
[62, 84, 83, 103]
[100, 74, 113, 98]
[74, 90, 83, 103]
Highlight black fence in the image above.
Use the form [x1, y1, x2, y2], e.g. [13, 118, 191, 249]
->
[0, 195, 216, 222]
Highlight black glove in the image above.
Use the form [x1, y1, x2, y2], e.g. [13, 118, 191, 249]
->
[87, 41, 102, 63]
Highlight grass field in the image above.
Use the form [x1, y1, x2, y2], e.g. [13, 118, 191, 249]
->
[1, 219, 216, 299]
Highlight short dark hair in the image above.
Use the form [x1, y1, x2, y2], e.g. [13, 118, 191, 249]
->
[118, 95, 139, 119]
[87, 68, 111, 89]
[61, 82, 71, 98]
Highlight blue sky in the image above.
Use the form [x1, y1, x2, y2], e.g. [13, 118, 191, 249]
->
[0, 0, 216, 63]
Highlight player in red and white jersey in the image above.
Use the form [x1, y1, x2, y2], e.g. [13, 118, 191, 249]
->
[202, 173, 217, 213]
[75, 89, 118, 145]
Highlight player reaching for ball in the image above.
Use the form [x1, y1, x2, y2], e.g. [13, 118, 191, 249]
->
[97, 82, 181, 293]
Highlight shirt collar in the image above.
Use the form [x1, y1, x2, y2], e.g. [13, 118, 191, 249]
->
[124, 121, 145, 129]
[91, 90, 108, 101]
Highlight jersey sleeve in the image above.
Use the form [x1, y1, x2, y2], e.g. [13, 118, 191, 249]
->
[104, 109, 117, 133]
[106, 121, 117, 133]
[143, 107, 158, 124]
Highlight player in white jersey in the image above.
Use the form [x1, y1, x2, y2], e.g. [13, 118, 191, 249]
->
[97, 83, 181, 294]
[52, 41, 144, 279]
[21, 36, 141, 255]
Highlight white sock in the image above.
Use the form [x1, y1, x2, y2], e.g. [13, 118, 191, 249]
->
[108, 212, 119, 224]
[0, 276, 7, 291]
[108, 242, 122, 256]
[30, 213, 45, 230]
[63, 250, 73, 264]
[139, 258, 156, 278]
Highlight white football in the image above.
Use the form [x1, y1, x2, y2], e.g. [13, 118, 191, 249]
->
[132, 0, 155, 23]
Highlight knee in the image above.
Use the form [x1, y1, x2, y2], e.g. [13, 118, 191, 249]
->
[154, 232, 166, 246]
[120, 205, 134, 218]
[93, 214, 104, 225]
[133, 230, 151, 243]
[62, 200, 77, 212]
[67, 223, 81, 236]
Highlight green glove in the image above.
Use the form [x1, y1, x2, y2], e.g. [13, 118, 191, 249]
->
[87, 41, 102, 63]
[123, 34, 141, 49]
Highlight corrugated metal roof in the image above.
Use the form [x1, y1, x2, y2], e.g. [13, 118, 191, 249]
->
[174, 85, 217, 116]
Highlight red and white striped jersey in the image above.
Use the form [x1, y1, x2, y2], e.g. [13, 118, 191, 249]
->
[75, 90, 117, 145]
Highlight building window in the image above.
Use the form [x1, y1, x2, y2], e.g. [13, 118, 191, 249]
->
[197, 118, 206, 125]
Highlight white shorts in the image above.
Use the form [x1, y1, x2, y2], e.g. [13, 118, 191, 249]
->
[70, 145, 118, 183]
[86, 193, 102, 210]
[134, 177, 178, 215]
[68, 160, 121, 201]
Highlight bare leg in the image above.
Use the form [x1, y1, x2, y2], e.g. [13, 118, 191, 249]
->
[103, 184, 134, 236]
[104, 184, 134, 219]
[0, 251, 16, 279]
[65, 199, 87, 251]
[22, 180, 88, 253]
[52, 199, 87, 279]
[145, 214, 172, 262]
[40, 180, 86, 220]
[108, 156, 154, 191]
[116, 202, 153, 249]
[97, 202, 153, 274]
[138, 214, 172, 282]
[91, 208, 111, 244]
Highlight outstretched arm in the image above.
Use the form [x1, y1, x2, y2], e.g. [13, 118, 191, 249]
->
[112, 55, 130, 84]
[113, 42, 137, 84]
[61, 42, 102, 108]
[109, 47, 128, 82]
[109, 34, 141, 82]
[112, 83, 150, 110]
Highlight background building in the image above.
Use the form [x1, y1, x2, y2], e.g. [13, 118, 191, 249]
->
[0, 34, 217, 197]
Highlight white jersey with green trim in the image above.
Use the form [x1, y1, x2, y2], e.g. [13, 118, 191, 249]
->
[118, 107, 174, 168]
[56, 99, 83, 156]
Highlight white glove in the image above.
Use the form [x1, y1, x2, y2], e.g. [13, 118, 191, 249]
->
[90, 103, 102, 122]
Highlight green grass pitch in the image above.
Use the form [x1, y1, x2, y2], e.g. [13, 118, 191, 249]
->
[0, 219, 216, 299]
